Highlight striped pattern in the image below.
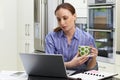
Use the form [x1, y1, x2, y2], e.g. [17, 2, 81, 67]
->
[45, 27, 96, 62]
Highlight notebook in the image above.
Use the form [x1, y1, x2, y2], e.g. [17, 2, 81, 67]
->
[20, 53, 76, 79]
[69, 70, 118, 80]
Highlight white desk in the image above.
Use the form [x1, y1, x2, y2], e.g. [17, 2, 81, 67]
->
[0, 70, 119, 80]
[0, 71, 27, 80]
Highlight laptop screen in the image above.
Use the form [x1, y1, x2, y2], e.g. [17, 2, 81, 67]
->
[20, 53, 68, 78]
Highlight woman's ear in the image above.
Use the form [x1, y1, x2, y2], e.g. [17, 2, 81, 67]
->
[73, 13, 77, 20]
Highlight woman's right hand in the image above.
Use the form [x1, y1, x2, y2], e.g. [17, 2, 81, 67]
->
[66, 52, 89, 68]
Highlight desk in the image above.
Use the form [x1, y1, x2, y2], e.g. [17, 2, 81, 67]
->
[28, 76, 120, 80]
[0, 71, 119, 80]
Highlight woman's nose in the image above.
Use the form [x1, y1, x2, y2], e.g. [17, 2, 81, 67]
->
[60, 19, 65, 25]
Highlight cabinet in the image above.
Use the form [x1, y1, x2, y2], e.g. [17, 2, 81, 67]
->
[115, 65, 120, 78]
[17, 0, 34, 70]
[115, 54, 120, 78]
[18, 0, 34, 53]
[115, 0, 120, 51]
[115, 54, 120, 66]
[115, 0, 120, 78]
[64, 0, 87, 17]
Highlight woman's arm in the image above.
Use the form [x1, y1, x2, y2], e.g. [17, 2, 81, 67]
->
[45, 33, 55, 54]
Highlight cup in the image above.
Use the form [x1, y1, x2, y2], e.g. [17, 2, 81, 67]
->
[78, 46, 91, 56]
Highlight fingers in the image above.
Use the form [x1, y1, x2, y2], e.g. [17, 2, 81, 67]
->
[70, 54, 89, 67]
[75, 52, 80, 57]
[90, 47, 98, 57]
[78, 55, 89, 64]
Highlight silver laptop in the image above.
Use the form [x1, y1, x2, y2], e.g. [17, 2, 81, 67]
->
[20, 53, 76, 78]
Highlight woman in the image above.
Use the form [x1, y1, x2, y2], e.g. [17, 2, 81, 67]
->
[45, 3, 98, 72]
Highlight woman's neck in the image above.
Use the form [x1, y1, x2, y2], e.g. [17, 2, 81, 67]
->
[65, 26, 76, 44]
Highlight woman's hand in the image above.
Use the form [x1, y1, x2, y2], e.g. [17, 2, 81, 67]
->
[87, 46, 98, 69]
[65, 47, 98, 68]
[89, 46, 98, 58]
[66, 52, 89, 68]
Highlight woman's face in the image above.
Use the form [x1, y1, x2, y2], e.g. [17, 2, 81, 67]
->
[55, 8, 76, 32]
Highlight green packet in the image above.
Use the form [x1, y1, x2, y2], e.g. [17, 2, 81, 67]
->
[78, 46, 91, 56]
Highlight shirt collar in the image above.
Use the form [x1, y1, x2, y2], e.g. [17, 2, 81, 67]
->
[74, 27, 80, 40]
[59, 27, 80, 40]
[59, 30, 65, 38]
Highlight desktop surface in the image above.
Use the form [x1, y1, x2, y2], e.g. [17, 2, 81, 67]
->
[28, 76, 120, 80]
[0, 71, 119, 80]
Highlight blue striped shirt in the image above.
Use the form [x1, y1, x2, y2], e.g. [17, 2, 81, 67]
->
[45, 27, 97, 71]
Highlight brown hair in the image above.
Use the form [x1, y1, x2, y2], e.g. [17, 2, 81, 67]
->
[54, 3, 76, 32]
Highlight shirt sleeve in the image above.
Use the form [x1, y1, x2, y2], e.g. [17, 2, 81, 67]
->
[45, 32, 55, 54]
[88, 35, 98, 70]
[89, 35, 97, 48]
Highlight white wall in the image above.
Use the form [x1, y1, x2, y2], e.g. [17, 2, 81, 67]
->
[0, 0, 17, 70]
[116, 0, 120, 51]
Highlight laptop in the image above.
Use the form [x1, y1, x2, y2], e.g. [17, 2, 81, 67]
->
[20, 53, 76, 79]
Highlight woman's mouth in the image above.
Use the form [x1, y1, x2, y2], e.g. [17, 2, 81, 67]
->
[62, 26, 66, 29]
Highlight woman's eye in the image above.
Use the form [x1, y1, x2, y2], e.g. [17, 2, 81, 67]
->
[63, 17, 68, 20]
[57, 18, 61, 22]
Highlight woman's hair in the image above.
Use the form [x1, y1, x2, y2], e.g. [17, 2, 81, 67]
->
[54, 3, 76, 32]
